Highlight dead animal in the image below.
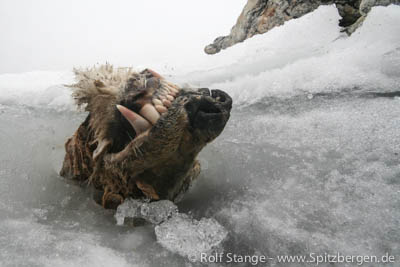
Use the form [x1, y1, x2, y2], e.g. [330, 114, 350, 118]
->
[60, 65, 232, 209]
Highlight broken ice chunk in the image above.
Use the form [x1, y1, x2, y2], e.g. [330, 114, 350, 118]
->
[154, 213, 228, 259]
[115, 199, 178, 225]
[115, 198, 228, 259]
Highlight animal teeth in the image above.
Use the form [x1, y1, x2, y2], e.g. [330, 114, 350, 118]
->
[166, 82, 180, 90]
[155, 105, 167, 113]
[164, 86, 176, 96]
[162, 99, 172, 107]
[161, 88, 170, 95]
[161, 84, 170, 92]
[116, 105, 151, 134]
[153, 99, 163, 106]
[164, 84, 175, 91]
[158, 90, 167, 96]
[140, 103, 160, 125]
[161, 81, 179, 91]
[145, 68, 163, 79]
[166, 95, 174, 101]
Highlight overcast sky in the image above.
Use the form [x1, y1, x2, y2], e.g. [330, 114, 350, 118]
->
[0, 0, 246, 74]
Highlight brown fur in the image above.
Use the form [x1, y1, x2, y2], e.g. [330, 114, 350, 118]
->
[60, 65, 232, 209]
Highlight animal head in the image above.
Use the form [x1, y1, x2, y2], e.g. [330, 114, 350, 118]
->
[70, 65, 232, 159]
[61, 65, 232, 206]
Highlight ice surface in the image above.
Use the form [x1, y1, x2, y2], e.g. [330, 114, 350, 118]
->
[155, 213, 228, 259]
[0, 216, 147, 267]
[0, 4, 400, 267]
[115, 199, 228, 258]
[115, 199, 178, 225]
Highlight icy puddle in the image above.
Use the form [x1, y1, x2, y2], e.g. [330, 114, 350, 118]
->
[0, 93, 399, 266]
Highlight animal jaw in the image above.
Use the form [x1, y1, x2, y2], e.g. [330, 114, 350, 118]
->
[204, 0, 400, 55]
[60, 64, 232, 209]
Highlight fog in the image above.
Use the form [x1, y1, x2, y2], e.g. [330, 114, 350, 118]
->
[0, 0, 246, 74]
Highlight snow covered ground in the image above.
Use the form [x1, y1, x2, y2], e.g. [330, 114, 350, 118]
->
[0, 5, 400, 267]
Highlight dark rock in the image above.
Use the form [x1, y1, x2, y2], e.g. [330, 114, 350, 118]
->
[205, 0, 400, 54]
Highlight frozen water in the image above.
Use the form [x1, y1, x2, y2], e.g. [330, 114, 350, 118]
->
[115, 199, 178, 225]
[155, 213, 228, 260]
[0, 4, 400, 267]
[115, 199, 228, 258]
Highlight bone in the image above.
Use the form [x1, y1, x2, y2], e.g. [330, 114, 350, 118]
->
[153, 98, 163, 106]
[139, 103, 160, 125]
[116, 105, 151, 134]
[155, 105, 167, 113]
[162, 99, 172, 108]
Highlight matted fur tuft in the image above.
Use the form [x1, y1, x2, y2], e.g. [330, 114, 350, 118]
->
[69, 64, 143, 110]
[67, 64, 146, 160]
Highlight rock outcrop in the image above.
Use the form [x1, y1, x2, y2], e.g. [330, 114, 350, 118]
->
[205, 0, 400, 54]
